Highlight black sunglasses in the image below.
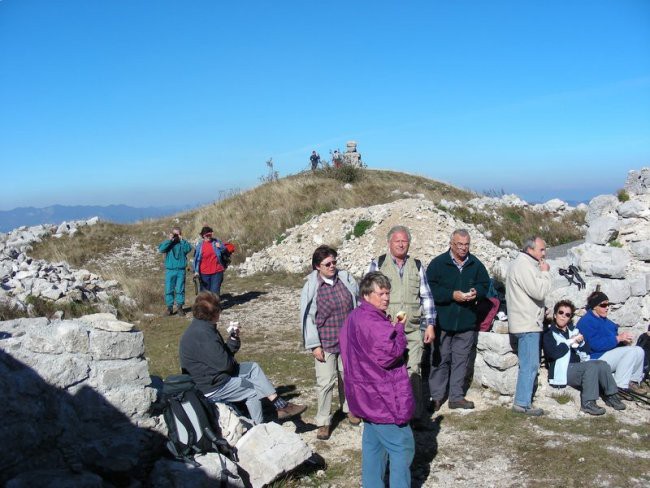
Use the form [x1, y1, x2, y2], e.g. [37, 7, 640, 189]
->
[556, 311, 573, 318]
[320, 260, 337, 268]
[597, 302, 610, 309]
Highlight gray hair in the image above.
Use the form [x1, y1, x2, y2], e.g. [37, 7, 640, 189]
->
[450, 229, 470, 241]
[522, 236, 542, 252]
[387, 225, 411, 242]
[359, 271, 392, 298]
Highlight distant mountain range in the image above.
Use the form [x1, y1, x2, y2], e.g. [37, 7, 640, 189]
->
[0, 204, 196, 233]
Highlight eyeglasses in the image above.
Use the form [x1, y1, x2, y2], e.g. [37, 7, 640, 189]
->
[556, 311, 573, 318]
[596, 302, 610, 309]
[320, 260, 337, 268]
[452, 242, 470, 248]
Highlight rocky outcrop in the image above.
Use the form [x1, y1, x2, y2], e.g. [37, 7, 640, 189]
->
[0, 218, 137, 315]
[0, 313, 161, 485]
[237, 198, 513, 278]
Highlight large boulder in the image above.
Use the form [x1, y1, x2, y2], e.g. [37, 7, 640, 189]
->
[235, 422, 312, 488]
[617, 200, 650, 219]
[585, 195, 619, 225]
[584, 216, 619, 245]
[568, 243, 630, 279]
[630, 240, 650, 261]
[625, 167, 650, 195]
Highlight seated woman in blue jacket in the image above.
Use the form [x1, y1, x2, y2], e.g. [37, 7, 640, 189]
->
[543, 300, 625, 415]
[576, 291, 645, 393]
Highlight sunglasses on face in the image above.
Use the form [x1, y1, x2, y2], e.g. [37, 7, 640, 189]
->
[597, 303, 610, 309]
[320, 260, 337, 268]
[556, 311, 573, 318]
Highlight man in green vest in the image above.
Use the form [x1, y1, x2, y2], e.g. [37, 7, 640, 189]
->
[367, 225, 437, 430]
[426, 229, 490, 411]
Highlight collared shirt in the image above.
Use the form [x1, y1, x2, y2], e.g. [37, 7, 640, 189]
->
[449, 250, 469, 271]
[315, 274, 355, 353]
[368, 254, 437, 326]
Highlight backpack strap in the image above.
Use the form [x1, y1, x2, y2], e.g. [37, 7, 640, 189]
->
[169, 395, 198, 451]
[414, 258, 422, 272]
[377, 254, 386, 269]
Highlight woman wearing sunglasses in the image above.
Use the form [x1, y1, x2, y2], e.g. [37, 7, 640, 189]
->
[300, 245, 359, 440]
[576, 291, 645, 393]
[543, 300, 625, 414]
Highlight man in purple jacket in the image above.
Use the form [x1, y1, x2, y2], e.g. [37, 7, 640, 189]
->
[340, 272, 415, 488]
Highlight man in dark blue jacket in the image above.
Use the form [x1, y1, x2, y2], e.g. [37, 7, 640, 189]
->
[426, 229, 489, 411]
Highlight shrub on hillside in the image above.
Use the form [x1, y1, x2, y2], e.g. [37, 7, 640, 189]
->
[322, 165, 364, 183]
[617, 189, 629, 202]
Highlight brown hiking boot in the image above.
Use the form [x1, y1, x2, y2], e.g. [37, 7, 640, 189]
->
[316, 425, 330, 440]
[347, 413, 361, 426]
[177, 306, 186, 317]
[164, 306, 173, 316]
[276, 402, 307, 421]
[628, 382, 646, 394]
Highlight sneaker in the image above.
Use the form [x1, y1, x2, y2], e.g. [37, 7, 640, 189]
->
[177, 306, 186, 317]
[512, 404, 544, 416]
[276, 402, 308, 421]
[165, 307, 173, 316]
[347, 413, 361, 426]
[448, 398, 475, 410]
[604, 394, 626, 411]
[316, 425, 330, 440]
[581, 400, 606, 416]
[628, 382, 646, 394]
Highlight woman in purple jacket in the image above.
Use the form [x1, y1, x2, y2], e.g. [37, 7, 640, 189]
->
[340, 271, 415, 488]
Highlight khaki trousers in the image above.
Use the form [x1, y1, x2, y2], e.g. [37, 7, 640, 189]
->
[314, 351, 348, 426]
[405, 326, 424, 420]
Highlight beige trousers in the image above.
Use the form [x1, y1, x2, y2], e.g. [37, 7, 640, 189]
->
[405, 326, 424, 420]
[314, 351, 348, 426]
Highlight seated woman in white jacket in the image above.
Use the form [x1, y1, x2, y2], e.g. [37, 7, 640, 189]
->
[542, 300, 625, 415]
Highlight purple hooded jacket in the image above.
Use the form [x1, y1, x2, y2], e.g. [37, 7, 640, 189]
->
[340, 300, 415, 425]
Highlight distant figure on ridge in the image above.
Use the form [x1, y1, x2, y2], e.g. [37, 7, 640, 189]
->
[300, 245, 359, 440]
[158, 226, 192, 316]
[332, 149, 342, 168]
[180, 292, 307, 424]
[367, 225, 436, 430]
[193, 226, 226, 296]
[506, 235, 552, 416]
[310, 150, 321, 171]
[426, 229, 489, 413]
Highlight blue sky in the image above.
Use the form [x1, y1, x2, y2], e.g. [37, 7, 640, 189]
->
[1, 0, 649, 210]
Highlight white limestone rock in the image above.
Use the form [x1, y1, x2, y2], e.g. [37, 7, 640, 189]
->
[79, 313, 135, 332]
[617, 200, 650, 219]
[625, 167, 650, 195]
[477, 331, 515, 356]
[585, 195, 619, 225]
[584, 216, 619, 245]
[215, 403, 253, 446]
[88, 329, 144, 360]
[148, 454, 245, 488]
[473, 354, 518, 395]
[630, 240, 650, 261]
[235, 422, 312, 488]
[568, 243, 630, 279]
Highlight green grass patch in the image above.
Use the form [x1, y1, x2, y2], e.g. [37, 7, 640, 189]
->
[346, 219, 374, 240]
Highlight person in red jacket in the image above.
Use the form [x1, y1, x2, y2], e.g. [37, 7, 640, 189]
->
[193, 226, 225, 295]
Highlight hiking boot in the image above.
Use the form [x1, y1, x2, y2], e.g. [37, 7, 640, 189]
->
[165, 306, 173, 316]
[628, 382, 646, 394]
[347, 413, 361, 426]
[276, 402, 308, 421]
[428, 399, 443, 413]
[604, 394, 626, 411]
[177, 306, 186, 317]
[512, 404, 544, 416]
[316, 425, 330, 440]
[448, 398, 475, 410]
[581, 400, 606, 416]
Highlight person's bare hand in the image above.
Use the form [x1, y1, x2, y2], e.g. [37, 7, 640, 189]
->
[453, 291, 466, 303]
[540, 260, 550, 272]
[312, 347, 325, 362]
[423, 324, 435, 344]
[573, 334, 584, 343]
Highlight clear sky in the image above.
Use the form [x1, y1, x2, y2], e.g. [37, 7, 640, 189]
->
[1, 0, 649, 210]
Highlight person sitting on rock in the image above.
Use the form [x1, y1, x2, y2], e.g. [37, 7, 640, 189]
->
[179, 291, 307, 425]
[542, 300, 626, 415]
[577, 291, 646, 393]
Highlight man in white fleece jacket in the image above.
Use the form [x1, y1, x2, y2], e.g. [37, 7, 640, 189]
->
[506, 236, 552, 416]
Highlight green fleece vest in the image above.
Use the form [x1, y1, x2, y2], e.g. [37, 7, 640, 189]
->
[379, 255, 422, 327]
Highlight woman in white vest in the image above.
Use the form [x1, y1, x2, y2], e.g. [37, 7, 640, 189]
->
[542, 300, 625, 415]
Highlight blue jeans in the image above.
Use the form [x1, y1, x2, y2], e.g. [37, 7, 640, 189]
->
[164, 269, 186, 307]
[513, 332, 541, 408]
[199, 272, 224, 295]
[362, 422, 414, 488]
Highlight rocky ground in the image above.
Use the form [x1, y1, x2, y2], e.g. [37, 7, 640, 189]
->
[211, 283, 650, 487]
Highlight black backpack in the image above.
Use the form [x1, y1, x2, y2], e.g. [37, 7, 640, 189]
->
[637, 328, 650, 381]
[162, 375, 239, 470]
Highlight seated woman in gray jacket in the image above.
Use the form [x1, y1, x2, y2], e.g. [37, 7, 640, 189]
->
[300, 245, 359, 440]
[542, 300, 625, 415]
